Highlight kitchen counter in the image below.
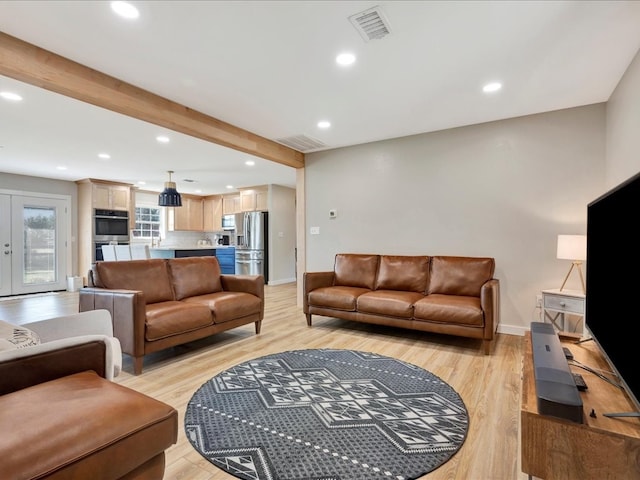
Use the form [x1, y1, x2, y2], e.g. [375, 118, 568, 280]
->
[150, 245, 235, 250]
[149, 247, 236, 274]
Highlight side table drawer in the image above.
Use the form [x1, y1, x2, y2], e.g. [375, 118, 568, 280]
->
[544, 295, 584, 314]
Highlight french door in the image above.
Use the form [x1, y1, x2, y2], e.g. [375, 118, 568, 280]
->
[0, 193, 69, 296]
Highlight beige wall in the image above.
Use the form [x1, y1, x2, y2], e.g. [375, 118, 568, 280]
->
[304, 104, 606, 334]
[606, 47, 640, 187]
[268, 185, 297, 284]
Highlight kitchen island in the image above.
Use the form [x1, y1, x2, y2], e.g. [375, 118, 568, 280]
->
[150, 246, 236, 274]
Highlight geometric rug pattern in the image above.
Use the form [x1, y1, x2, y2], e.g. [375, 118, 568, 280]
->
[185, 349, 468, 480]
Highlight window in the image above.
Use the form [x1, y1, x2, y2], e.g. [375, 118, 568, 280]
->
[133, 206, 161, 239]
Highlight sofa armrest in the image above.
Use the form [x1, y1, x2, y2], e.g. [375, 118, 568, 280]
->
[480, 278, 500, 339]
[79, 288, 147, 358]
[220, 275, 265, 299]
[23, 309, 114, 342]
[303, 271, 335, 313]
[0, 336, 120, 395]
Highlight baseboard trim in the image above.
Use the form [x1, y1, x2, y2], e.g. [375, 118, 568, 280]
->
[497, 323, 528, 336]
[267, 278, 296, 286]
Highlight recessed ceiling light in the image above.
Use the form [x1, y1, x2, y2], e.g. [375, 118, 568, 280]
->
[110, 1, 139, 20]
[482, 82, 502, 93]
[137, 181, 146, 185]
[98, 153, 111, 159]
[336, 52, 356, 66]
[156, 135, 170, 143]
[226, 185, 234, 189]
[195, 189, 202, 193]
[0, 91, 23, 101]
[56, 165, 68, 171]
[245, 160, 255, 166]
[317, 121, 331, 129]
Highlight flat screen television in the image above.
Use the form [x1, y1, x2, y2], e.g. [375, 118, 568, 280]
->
[586, 170, 640, 414]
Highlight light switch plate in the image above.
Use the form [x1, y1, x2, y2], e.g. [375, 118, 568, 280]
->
[310, 226, 320, 235]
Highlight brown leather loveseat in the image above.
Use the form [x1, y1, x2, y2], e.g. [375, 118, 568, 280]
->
[80, 256, 264, 374]
[304, 254, 500, 353]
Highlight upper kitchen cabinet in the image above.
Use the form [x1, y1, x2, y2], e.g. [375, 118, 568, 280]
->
[240, 187, 268, 212]
[78, 179, 132, 212]
[222, 194, 241, 215]
[168, 194, 203, 231]
[203, 195, 223, 231]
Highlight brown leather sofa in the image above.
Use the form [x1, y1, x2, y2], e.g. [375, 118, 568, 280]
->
[304, 254, 500, 353]
[0, 338, 178, 479]
[80, 256, 264, 374]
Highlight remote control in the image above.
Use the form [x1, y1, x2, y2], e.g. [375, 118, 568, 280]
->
[573, 373, 588, 391]
[563, 346, 574, 360]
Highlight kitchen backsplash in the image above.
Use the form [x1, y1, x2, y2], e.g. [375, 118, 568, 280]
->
[159, 230, 232, 247]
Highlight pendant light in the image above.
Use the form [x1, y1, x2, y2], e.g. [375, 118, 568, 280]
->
[158, 170, 182, 207]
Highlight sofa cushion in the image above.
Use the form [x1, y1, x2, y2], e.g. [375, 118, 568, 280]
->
[0, 370, 177, 480]
[357, 290, 425, 318]
[308, 286, 370, 311]
[95, 259, 174, 304]
[183, 292, 262, 323]
[429, 256, 495, 297]
[145, 301, 213, 340]
[333, 254, 379, 290]
[414, 294, 484, 326]
[168, 257, 223, 301]
[376, 255, 430, 293]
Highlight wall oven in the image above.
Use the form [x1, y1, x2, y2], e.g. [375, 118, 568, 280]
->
[93, 209, 130, 242]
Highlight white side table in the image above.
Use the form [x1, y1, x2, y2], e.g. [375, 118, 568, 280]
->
[541, 288, 585, 338]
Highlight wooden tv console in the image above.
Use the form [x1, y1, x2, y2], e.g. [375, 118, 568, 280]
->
[521, 332, 640, 479]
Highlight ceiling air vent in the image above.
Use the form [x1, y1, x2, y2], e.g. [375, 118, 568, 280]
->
[348, 6, 391, 42]
[276, 134, 326, 152]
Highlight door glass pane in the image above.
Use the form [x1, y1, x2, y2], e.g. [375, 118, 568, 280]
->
[23, 206, 56, 284]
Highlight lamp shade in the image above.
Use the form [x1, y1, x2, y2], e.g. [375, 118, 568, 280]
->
[158, 171, 182, 207]
[556, 234, 586, 261]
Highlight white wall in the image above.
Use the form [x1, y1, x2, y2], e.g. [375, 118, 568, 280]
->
[304, 104, 606, 334]
[606, 47, 640, 187]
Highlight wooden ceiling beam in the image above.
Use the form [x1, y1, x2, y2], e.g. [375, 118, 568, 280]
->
[0, 32, 305, 169]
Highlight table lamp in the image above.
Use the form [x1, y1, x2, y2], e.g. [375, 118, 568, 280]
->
[556, 234, 586, 293]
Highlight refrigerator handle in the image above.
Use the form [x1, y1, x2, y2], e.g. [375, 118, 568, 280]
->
[244, 213, 250, 247]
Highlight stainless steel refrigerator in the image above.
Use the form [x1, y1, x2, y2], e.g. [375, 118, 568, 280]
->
[234, 211, 268, 282]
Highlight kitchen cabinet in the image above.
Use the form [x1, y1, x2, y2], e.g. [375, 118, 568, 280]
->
[150, 248, 216, 258]
[169, 195, 203, 231]
[175, 248, 215, 258]
[222, 194, 241, 215]
[240, 188, 268, 212]
[203, 195, 223, 231]
[215, 247, 235, 274]
[92, 183, 131, 211]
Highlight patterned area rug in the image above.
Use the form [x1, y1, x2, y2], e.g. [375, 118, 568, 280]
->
[185, 349, 469, 480]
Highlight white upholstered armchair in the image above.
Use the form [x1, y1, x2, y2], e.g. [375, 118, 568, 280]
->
[0, 309, 122, 381]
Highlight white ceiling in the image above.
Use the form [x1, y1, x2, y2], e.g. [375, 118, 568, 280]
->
[1, 1, 640, 195]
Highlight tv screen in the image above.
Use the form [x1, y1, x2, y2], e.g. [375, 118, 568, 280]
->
[586, 170, 640, 412]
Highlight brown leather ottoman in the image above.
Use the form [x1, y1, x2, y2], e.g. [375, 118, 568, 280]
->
[0, 370, 178, 479]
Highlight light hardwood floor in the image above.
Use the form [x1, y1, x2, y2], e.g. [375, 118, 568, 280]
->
[0, 284, 527, 479]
